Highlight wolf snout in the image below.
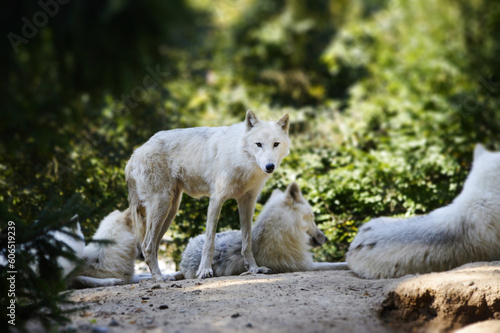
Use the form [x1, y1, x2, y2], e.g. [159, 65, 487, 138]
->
[265, 163, 275, 173]
[310, 232, 328, 247]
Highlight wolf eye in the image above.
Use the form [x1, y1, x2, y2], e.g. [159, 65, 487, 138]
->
[256, 142, 262, 148]
[274, 142, 280, 148]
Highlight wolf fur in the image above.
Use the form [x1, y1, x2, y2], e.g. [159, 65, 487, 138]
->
[177, 183, 348, 279]
[18, 211, 162, 289]
[347, 144, 500, 279]
[26, 216, 125, 289]
[125, 111, 291, 280]
[52, 220, 86, 279]
[73, 208, 139, 287]
[67, 209, 175, 288]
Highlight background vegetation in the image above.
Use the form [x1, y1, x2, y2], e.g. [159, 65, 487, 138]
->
[1, 0, 499, 329]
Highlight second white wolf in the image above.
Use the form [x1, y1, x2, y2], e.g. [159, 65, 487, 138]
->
[76, 208, 139, 287]
[38, 211, 138, 289]
[347, 144, 500, 279]
[176, 183, 347, 279]
[61, 209, 169, 288]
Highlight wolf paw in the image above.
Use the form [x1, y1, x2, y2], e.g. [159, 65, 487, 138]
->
[248, 266, 272, 275]
[150, 274, 170, 282]
[105, 278, 124, 286]
[164, 274, 177, 281]
[196, 268, 214, 279]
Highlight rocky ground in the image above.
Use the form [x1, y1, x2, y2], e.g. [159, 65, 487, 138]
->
[61, 262, 500, 333]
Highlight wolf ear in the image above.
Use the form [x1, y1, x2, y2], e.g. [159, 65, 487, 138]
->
[474, 143, 487, 160]
[285, 182, 302, 205]
[246, 110, 260, 130]
[277, 114, 289, 135]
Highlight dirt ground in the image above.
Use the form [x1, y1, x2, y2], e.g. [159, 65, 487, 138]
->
[59, 261, 500, 333]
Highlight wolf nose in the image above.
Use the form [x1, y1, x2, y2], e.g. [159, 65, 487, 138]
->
[265, 163, 275, 173]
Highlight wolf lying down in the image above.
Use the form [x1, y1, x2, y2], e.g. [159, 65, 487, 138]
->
[58, 209, 140, 288]
[347, 144, 500, 279]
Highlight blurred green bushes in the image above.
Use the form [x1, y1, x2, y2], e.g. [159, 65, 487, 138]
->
[1, 0, 500, 328]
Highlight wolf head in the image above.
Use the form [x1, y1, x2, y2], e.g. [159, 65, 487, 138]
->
[464, 144, 500, 195]
[268, 182, 328, 248]
[244, 110, 291, 175]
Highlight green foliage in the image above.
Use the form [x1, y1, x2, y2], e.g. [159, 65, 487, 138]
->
[1, 0, 500, 328]
[312, 0, 500, 260]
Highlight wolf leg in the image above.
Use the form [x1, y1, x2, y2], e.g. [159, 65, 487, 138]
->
[196, 197, 224, 279]
[142, 193, 176, 281]
[151, 188, 181, 281]
[71, 276, 124, 289]
[169, 271, 185, 280]
[238, 193, 272, 275]
[130, 273, 178, 283]
[312, 262, 349, 271]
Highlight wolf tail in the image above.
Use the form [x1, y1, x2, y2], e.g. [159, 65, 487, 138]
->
[126, 172, 146, 244]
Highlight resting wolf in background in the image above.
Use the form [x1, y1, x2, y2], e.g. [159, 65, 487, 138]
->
[75, 208, 139, 287]
[176, 183, 347, 279]
[64, 209, 168, 288]
[347, 144, 500, 279]
[26, 214, 129, 289]
[126, 111, 290, 280]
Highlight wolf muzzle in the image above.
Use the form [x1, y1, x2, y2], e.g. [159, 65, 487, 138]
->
[310, 232, 328, 248]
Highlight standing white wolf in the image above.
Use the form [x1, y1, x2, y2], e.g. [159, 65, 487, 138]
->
[177, 182, 347, 279]
[125, 111, 290, 280]
[347, 144, 500, 279]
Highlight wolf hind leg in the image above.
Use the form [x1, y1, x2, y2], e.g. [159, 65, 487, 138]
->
[142, 191, 180, 281]
[151, 188, 182, 282]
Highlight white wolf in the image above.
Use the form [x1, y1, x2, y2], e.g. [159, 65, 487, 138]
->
[125, 111, 291, 280]
[176, 183, 347, 279]
[74, 208, 140, 287]
[50, 210, 138, 288]
[24, 215, 127, 289]
[60, 209, 166, 288]
[347, 144, 500, 279]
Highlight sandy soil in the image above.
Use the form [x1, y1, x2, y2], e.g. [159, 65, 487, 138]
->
[62, 262, 500, 333]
